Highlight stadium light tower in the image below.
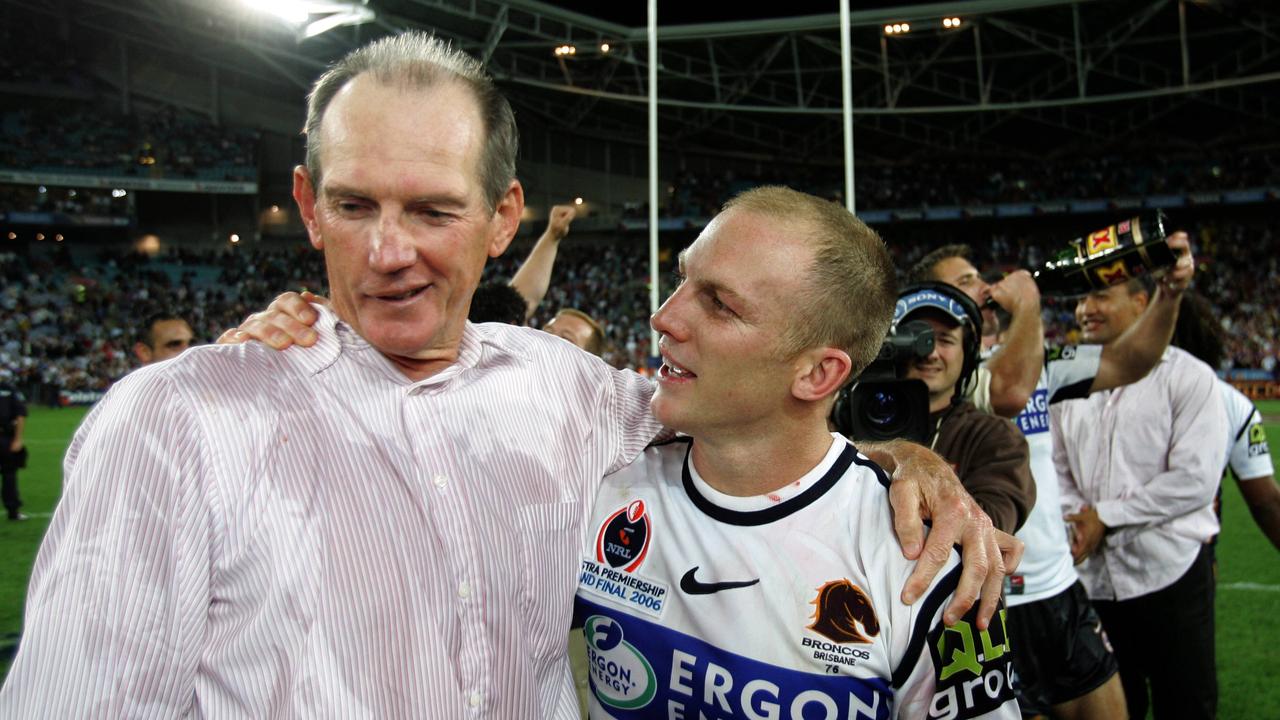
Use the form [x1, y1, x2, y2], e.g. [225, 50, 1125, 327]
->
[239, 0, 375, 39]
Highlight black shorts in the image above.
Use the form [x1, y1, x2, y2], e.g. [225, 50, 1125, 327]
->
[1007, 580, 1119, 715]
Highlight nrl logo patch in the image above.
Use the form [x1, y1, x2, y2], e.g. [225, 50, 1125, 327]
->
[596, 500, 651, 572]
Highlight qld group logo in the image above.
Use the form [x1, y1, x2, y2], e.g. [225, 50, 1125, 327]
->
[596, 500, 651, 571]
[583, 615, 657, 710]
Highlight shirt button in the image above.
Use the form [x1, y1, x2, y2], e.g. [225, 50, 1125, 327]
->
[468, 692, 482, 708]
[458, 581, 472, 599]
[433, 474, 448, 489]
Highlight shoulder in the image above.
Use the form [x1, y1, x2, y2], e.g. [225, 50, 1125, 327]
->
[1163, 347, 1220, 387]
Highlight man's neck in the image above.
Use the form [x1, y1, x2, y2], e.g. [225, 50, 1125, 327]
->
[689, 421, 836, 498]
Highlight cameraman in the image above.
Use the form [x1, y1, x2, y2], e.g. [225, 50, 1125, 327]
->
[896, 284, 1034, 535]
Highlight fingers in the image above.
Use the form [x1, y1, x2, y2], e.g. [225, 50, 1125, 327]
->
[996, 530, 1025, 575]
[889, 477, 926, 561]
[216, 328, 249, 345]
[268, 292, 321, 325]
[245, 310, 317, 349]
[300, 290, 330, 306]
[973, 529, 1012, 631]
[941, 512, 994, 626]
[901, 494, 967, 606]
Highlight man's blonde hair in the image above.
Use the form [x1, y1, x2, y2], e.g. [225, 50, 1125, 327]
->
[722, 186, 896, 378]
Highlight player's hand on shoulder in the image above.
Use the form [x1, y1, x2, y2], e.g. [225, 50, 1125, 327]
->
[217, 291, 326, 350]
[863, 439, 1017, 630]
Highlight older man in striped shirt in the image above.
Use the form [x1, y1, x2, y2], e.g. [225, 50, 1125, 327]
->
[1, 33, 1009, 719]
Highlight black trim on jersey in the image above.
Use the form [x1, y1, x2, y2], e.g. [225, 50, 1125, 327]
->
[1048, 376, 1094, 405]
[681, 441, 867, 526]
[890, 562, 964, 688]
[1234, 413, 1257, 444]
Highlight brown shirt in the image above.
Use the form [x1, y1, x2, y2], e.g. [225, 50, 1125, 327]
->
[929, 400, 1035, 533]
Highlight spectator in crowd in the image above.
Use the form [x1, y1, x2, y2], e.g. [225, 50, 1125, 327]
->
[467, 281, 528, 325]
[509, 203, 576, 320]
[1052, 274, 1225, 720]
[132, 311, 195, 365]
[544, 308, 605, 356]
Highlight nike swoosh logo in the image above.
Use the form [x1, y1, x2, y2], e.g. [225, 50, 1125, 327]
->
[679, 566, 760, 595]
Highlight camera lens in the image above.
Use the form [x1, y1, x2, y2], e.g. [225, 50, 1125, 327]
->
[866, 390, 901, 429]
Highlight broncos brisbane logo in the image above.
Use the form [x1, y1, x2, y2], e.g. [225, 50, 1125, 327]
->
[808, 579, 880, 644]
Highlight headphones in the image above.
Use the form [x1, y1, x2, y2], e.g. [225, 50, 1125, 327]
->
[894, 281, 983, 404]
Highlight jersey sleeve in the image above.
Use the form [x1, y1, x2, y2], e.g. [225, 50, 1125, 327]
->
[891, 566, 1019, 719]
[1043, 344, 1101, 404]
[1229, 407, 1273, 481]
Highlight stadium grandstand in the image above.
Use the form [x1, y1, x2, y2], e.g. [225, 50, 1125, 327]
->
[4, 0, 1278, 402]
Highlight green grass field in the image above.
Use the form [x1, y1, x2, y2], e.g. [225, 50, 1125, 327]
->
[2, 403, 1279, 716]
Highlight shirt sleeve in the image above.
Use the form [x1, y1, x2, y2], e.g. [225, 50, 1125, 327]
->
[599, 366, 662, 475]
[13, 389, 26, 417]
[1228, 407, 1273, 481]
[0, 371, 217, 717]
[1043, 344, 1101, 404]
[1095, 359, 1227, 530]
[892, 565, 1020, 719]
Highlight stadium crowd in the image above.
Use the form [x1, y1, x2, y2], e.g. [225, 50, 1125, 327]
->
[656, 149, 1280, 216]
[0, 214, 1276, 396]
[0, 105, 258, 183]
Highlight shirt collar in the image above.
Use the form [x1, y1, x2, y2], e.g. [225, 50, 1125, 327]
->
[303, 305, 529, 390]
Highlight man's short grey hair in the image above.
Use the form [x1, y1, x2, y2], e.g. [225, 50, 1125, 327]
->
[303, 31, 518, 211]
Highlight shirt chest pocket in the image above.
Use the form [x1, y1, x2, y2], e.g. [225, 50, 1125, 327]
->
[515, 501, 584, 660]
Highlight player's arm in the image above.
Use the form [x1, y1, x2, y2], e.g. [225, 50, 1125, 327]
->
[1090, 231, 1193, 392]
[509, 204, 576, 321]
[862, 439, 1023, 629]
[982, 270, 1043, 418]
[1236, 472, 1280, 553]
[1229, 413, 1280, 552]
[0, 374, 214, 715]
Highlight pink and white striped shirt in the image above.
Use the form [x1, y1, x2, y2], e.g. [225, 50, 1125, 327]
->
[0, 306, 660, 718]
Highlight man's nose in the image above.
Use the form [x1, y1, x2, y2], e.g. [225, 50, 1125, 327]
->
[650, 292, 688, 343]
[368, 215, 417, 273]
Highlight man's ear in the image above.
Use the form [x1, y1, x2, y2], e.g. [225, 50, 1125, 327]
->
[488, 179, 525, 258]
[133, 342, 153, 365]
[792, 347, 853, 402]
[293, 165, 323, 251]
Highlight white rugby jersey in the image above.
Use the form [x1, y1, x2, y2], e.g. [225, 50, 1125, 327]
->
[982, 345, 1101, 606]
[1221, 380, 1273, 481]
[572, 434, 1019, 720]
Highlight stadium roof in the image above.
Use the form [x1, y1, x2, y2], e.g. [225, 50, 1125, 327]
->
[4, 0, 1278, 165]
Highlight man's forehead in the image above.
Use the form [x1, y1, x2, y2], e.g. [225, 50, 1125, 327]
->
[317, 76, 483, 187]
[935, 256, 979, 281]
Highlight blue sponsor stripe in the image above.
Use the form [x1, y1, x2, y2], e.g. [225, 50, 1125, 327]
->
[575, 595, 893, 719]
